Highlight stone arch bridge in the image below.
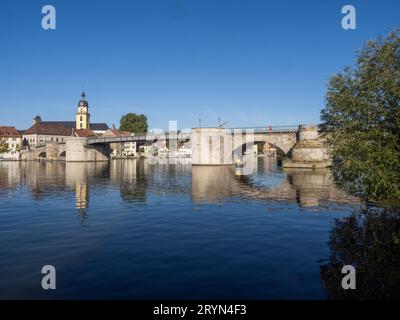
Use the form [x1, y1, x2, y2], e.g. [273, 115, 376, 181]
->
[191, 126, 298, 165]
[19, 126, 327, 167]
[20, 142, 67, 161]
[84, 126, 298, 161]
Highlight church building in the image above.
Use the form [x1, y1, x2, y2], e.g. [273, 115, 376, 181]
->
[23, 92, 109, 146]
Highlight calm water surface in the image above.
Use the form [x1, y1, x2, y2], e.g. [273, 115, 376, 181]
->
[0, 158, 361, 299]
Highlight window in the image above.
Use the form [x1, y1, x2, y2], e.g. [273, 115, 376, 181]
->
[80, 116, 83, 121]
[80, 123, 83, 128]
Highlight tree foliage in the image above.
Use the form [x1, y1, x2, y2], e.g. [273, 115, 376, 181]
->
[119, 113, 148, 134]
[320, 29, 400, 203]
[0, 141, 9, 154]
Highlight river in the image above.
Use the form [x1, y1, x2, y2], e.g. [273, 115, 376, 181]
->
[1, 157, 394, 299]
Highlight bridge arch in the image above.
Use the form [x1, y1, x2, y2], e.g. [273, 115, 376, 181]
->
[232, 133, 297, 159]
[233, 140, 289, 157]
[253, 132, 297, 155]
[59, 151, 66, 159]
[37, 151, 46, 159]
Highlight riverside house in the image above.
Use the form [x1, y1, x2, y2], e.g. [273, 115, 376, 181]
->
[0, 126, 22, 152]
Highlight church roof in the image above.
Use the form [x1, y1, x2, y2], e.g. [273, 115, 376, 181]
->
[24, 121, 109, 135]
[78, 91, 89, 107]
[91, 123, 109, 131]
[23, 122, 73, 136]
[39, 121, 76, 129]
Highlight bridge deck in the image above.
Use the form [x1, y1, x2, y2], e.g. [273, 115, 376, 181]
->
[86, 126, 299, 145]
[87, 134, 191, 145]
[228, 126, 298, 134]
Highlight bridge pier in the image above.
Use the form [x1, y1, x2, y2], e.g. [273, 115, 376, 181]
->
[283, 125, 330, 168]
[191, 128, 235, 165]
[65, 138, 110, 162]
[45, 143, 60, 161]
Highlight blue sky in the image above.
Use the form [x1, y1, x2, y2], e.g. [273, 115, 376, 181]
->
[0, 0, 399, 131]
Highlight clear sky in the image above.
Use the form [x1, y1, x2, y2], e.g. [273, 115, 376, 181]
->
[0, 0, 399, 131]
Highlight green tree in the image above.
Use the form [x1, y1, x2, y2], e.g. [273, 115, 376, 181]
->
[320, 29, 400, 203]
[119, 113, 148, 134]
[0, 141, 9, 154]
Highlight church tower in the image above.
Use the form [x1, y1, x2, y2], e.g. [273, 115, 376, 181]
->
[76, 91, 90, 129]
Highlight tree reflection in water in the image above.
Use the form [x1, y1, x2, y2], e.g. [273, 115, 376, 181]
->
[320, 206, 400, 299]
[115, 160, 148, 203]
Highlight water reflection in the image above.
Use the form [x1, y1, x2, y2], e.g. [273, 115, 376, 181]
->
[191, 165, 236, 203]
[285, 168, 357, 207]
[65, 162, 109, 213]
[0, 158, 358, 210]
[110, 160, 148, 203]
[0, 161, 70, 199]
[1, 158, 391, 299]
[320, 206, 400, 299]
[192, 158, 358, 206]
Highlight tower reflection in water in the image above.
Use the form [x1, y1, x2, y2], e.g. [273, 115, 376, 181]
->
[74, 182, 89, 211]
[65, 162, 109, 222]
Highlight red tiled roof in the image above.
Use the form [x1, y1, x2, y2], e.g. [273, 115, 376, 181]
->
[0, 126, 22, 138]
[23, 123, 73, 136]
[36, 121, 109, 131]
[73, 129, 96, 137]
[103, 128, 131, 137]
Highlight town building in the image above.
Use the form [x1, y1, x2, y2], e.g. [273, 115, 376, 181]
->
[0, 126, 22, 152]
[23, 121, 72, 146]
[23, 92, 109, 146]
[102, 126, 136, 157]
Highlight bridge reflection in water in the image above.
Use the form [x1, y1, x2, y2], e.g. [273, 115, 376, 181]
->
[0, 158, 357, 212]
[191, 158, 357, 206]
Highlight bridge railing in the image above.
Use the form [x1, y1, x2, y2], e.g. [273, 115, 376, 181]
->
[86, 126, 298, 144]
[228, 125, 299, 133]
[86, 133, 191, 145]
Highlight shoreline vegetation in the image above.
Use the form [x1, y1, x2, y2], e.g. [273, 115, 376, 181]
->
[320, 29, 400, 205]
[319, 29, 400, 299]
